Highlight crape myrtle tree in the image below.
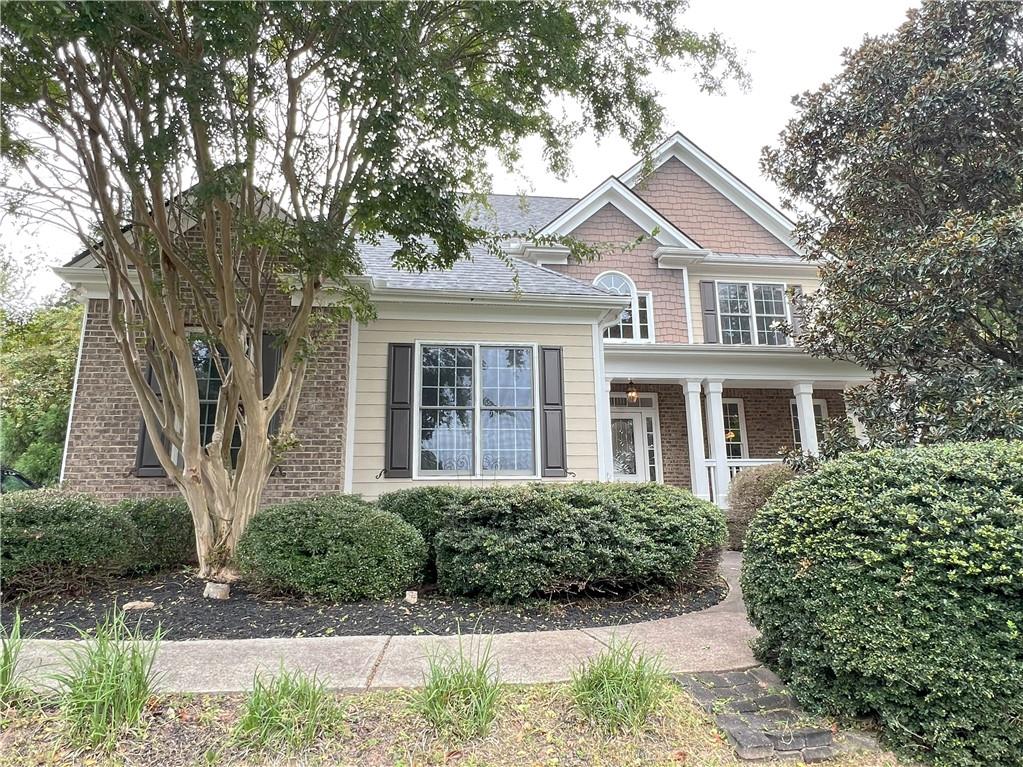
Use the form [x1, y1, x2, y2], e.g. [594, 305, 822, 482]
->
[0, 1, 742, 583]
[763, 0, 1023, 446]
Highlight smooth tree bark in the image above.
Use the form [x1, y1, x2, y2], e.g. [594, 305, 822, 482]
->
[1, 1, 742, 582]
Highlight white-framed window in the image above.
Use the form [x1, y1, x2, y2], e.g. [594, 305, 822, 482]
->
[416, 343, 539, 477]
[721, 398, 748, 459]
[789, 398, 829, 450]
[594, 271, 653, 342]
[716, 281, 790, 346]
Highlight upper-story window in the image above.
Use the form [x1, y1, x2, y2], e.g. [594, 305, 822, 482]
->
[594, 272, 653, 342]
[716, 281, 790, 346]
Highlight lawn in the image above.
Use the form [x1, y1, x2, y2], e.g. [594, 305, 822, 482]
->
[0, 684, 908, 767]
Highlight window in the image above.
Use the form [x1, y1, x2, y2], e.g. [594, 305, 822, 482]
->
[790, 399, 828, 450]
[716, 281, 790, 346]
[418, 344, 537, 476]
[594, 272, 653, 341]
[191, 338, 241, 464]
[721, 399, 747, 459]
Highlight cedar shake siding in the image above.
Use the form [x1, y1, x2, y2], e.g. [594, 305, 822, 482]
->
[62, 299, 350, 504]
[632, 157, 796, 257]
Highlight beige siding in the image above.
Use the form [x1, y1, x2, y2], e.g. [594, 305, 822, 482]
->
[351, 318, 599, 498]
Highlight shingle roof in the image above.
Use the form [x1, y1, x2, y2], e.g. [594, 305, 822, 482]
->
[470, 193, 578, 233]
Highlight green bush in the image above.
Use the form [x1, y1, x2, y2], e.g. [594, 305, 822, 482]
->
[725, 463, 794, 550]
[236, 494, 427, 601]
[0, 489, 140, 598]
[117, 497, 197, 573]
[376, 486, 468, 582]
[435, 482, 726, 602]
[742, 441, 1023, 767]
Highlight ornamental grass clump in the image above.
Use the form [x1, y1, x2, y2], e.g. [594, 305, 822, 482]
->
[413, 635, 502, 740]
[53, 610, 161, 748]
[742, 440, 1023, 767]
[234, 667, 345, 751]
[0, 610, 26, 706]
[570, 639, 667, 732]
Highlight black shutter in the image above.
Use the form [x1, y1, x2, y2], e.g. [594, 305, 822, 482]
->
[262, 332, 281, 434]
[789, 285, 804, 340]
[700, 281, 720, 343]
[539, 346, 567, 478]
[384, 343, 414, 478]
[135, 366, 167, 477]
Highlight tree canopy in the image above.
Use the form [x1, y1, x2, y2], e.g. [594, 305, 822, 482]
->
[763, 0, 1023, 445]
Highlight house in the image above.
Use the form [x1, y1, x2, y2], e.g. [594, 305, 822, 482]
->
[55, 132, 868, 507]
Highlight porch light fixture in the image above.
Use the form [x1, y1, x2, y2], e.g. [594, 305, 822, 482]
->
[626, 380, 639, 404]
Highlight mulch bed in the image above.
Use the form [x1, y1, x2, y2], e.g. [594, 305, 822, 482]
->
[2, 570, 726, 640]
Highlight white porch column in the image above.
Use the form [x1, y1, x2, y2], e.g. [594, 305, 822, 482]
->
[793, 382, 820, 455]
[704, 379, 731, 505]
[683, 379, 710, 501]
[597, 379, 614, 480]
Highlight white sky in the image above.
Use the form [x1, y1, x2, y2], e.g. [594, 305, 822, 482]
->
[8, 0, 917, 303]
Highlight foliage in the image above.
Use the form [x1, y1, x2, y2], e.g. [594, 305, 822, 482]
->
[116, 498, 197, 574]
[413, 635, 502, 740]
[0, 1, 742, 577]
[435, 482, 726, 602]
[376, 486, 469, 582]
[763, 2, 1023, 444]
[54, 611, 162, 749]
[1, 489, 140, 598]
[0, 610, 26, 706]
[742, 441, 1023, 766]
[725, 464, 795, 550]
[233, 668, 345, 751]
[0, 297, 81, 485]
[570, 639, 667, 732]
[236, 494, 427, 601]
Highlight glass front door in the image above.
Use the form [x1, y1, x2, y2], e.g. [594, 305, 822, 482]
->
[611, 413, 646, 481]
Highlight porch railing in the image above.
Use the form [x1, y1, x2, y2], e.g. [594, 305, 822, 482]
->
[705, 458, 784, 506]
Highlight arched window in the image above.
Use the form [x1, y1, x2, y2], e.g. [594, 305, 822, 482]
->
[594, 272, 653, 341]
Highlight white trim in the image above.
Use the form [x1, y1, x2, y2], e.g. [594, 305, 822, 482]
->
[538, 177, 702, 249]
[654, 247, 713, 269]
[714, 279, 793, 348]
[58, 305, 89, 484]
[788, 397, 828, 451]
[720, 397, 749, 460]
[593, 327, 612, 480]
[608, 391, 663, 484]
[592, 271, 655, 344]
[619, 132, 800, 252]
[342, 320, 360, 493]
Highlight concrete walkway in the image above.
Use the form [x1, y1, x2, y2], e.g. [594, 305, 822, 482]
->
[20, 552, 758, 693]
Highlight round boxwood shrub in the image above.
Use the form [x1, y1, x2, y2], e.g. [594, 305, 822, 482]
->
[1, 489, 140, 598]
[236, 494, 427, 601]
[376, 486, 468, 582]
[435, 482, 726, 602]
[725, 463, 794, 550]
[742, 441, 1023, 766]
[116, 497, 197, 573]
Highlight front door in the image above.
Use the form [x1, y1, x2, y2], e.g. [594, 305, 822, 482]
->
[611, 412, 647, 482]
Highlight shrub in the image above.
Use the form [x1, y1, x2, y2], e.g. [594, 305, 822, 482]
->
[376, 486, 468, 582]
[742, 441, 1023, 767]
[1, 489, 140, 598]
[435, 482, 726, 602]
[236, 494, 427, 601]
[571, 639, 667, 732]
[413, 635, 502, 739]
[234, 668, 345, 750]
[117, 497, 197, 573]
[725, 464, 794, 550]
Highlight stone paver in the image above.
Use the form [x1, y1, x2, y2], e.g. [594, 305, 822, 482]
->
[21, 552, 756, 693]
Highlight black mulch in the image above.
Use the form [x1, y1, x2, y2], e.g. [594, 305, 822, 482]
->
[2, 571, 726, 640]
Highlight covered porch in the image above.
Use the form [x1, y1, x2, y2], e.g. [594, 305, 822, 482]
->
[599, 345, 870, 506]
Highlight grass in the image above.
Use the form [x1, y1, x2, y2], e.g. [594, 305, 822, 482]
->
[412, 634, 502, 739]
[570, 638, 668, 732]
[51, 610, 162, 748]
[0, 610, 27, 706]
[233, 667, 345, 750]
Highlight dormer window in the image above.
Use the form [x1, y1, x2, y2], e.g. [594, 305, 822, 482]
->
[716, 281, 790, 346]
[594, 272, 653, 342]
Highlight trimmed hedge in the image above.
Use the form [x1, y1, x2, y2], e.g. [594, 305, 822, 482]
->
[376, 486, 468, 581]
[1, 489, 141, 597]
[117, 497, 197, 573]
[742, 441, 1023, 766]
[725, 464, 794, 550]
[236, 494, 427, 601]
[435, 482, 726, 602]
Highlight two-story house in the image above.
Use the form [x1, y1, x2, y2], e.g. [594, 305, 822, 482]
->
[57, 132, 868, 507]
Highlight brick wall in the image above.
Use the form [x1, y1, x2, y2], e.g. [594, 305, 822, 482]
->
[62, 299, 350, 504]
[633, 158, 795, 257]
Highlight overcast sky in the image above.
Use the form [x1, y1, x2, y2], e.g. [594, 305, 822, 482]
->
[9, 0, 917, 303]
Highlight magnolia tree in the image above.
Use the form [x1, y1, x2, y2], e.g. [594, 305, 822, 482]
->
[1, 1, 741, 582]
[763, 0, 1023, 446]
